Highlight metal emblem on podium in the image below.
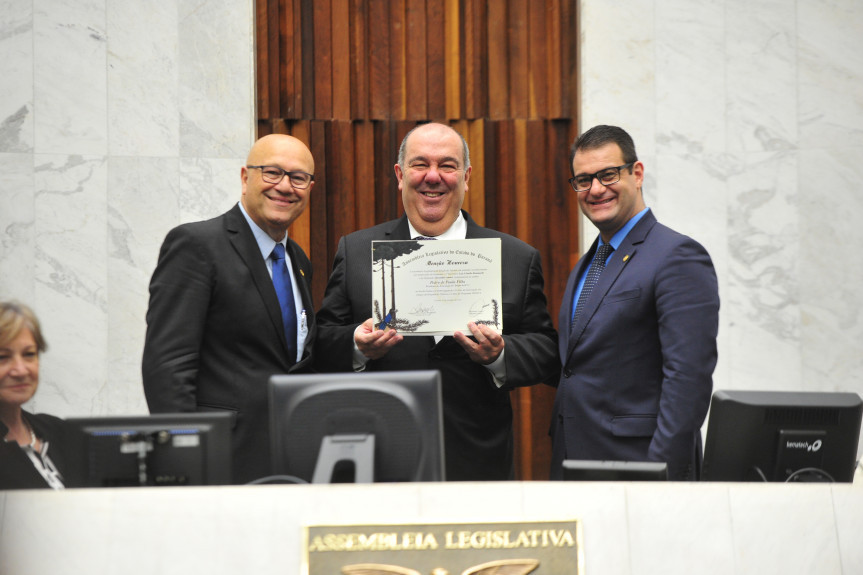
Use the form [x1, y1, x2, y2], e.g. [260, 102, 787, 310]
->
[303, 521, 583, 575]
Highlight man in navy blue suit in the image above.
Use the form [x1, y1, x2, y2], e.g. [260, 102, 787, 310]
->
[551, 125, 719, 481]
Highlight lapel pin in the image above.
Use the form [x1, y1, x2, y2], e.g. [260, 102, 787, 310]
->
[300, 269, 305, 276]
[622, 254, 630, 262]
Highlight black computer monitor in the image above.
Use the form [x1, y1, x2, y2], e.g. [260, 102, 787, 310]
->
[268, 370, 445, 483]
[702, 390, 863, 482]
[66, 413, 232, 487]
[562, 460, 668, 481]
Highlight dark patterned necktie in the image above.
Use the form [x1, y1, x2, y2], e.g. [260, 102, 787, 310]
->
[572, 242, 614, 326]
[271, 243, 297, 363]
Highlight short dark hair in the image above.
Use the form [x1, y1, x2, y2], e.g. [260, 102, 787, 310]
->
[570, 125, 638, 175]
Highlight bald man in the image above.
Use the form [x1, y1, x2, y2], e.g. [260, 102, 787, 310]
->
[143, 134, 317, 484]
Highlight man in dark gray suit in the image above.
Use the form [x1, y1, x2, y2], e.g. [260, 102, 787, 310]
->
[551, 125, 720, 480]
[315, 123, 559, 481]
[142, 134, 317, 484]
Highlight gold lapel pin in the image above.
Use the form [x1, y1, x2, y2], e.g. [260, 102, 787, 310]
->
[623, 254, 630, 262]
[300, 269, 305, 276]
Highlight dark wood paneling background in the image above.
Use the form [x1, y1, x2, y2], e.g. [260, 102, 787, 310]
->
[256, 0, 580, 480]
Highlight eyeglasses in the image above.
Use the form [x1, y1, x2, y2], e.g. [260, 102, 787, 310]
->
[247, 165, 315, 189]
[569, 162, 635, 192]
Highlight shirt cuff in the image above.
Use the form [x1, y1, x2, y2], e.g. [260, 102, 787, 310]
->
[352, 325, 369, 372]
[484, 348, 507, 388]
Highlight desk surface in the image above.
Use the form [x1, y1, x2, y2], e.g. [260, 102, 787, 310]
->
[2, 481, 861, 575]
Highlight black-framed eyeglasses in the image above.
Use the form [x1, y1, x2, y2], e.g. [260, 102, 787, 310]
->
[247, 165, 315, 189]
[568, 162, 635, 192]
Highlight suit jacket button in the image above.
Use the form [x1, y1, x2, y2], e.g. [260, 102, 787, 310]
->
[563, 369, 572, 378]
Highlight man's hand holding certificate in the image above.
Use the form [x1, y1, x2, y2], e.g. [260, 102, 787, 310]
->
[371, 238, 502, 336]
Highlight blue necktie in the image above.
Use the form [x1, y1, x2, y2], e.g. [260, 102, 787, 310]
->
[271, 243, 297, 363]
[572, 242, 614, 327]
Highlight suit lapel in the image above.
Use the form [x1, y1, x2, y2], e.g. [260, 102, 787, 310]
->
[286, 239, 315, 363]
[224, 205, 288, 351]
[386, 215, 412, 240]
[286, 241, 312, 315]
[559, 244, 592, 357]
[464, 211, 480, 239]
[565, 210, 657, 362]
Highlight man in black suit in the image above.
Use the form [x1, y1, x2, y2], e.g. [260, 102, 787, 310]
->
[315, 123, 558, 481]
[551, 125, 720, 480]
[142, 134, 317, 484]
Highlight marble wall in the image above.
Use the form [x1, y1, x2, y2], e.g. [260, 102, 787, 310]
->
[0, 0, 254, 416]
[578, 0, 863, 420]
[1, 0, 862, 458]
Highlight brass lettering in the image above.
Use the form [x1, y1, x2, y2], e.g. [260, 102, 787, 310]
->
[309, 532, 440, 552]
[312, 528, 575, 553]
[443, 529, 576, 550]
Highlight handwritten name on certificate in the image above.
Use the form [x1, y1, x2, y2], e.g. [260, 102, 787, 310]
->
[371, 238, 502, 336]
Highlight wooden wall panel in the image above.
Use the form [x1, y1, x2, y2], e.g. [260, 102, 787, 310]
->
[256, 0, 579, 481]
[465, 119, 485, 225]
[257, 0, 275, 118]
[287, 0, 304, 117]
[332, 0, 351, 120]
[426, 0, 446, 119]
[309, 121, 331, 304]
[492, 120, 515, 234]
[390, 0, 408, 119]
[350, 0, 369, 119]
[405, 0, 428, 119]
[326, 121, 355, 255]
[559, 0, 578, 119]
[513, 119, 529, 239]
[373, 122, 401, 227]
[368, 1, 390, 119]
[300, 0, 315, 117]
[313, 0, 333, 118]
[527, 0, 548, 117]
[444, 0, 461, 119]
[507, 0, 528, 119]
[464, 0, 485, 118]
[354, 121, 377, 231]
[486, 0, 507, 119]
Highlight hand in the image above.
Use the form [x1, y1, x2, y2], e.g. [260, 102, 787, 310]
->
[453, 321, 504, 365]
[355, 318, 403, 360]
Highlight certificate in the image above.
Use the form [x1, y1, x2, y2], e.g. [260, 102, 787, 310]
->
[371, 238, 502, 336]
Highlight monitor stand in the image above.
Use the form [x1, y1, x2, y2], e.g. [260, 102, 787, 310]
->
[312, 434, 375, 484]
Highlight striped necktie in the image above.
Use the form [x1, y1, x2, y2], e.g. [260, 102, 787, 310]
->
[572, 242, 614, 326]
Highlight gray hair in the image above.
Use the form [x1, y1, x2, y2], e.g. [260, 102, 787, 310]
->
[397, 123, 471, 169]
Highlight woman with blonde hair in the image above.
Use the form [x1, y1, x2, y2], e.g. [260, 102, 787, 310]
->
[0, 301, 80, 489]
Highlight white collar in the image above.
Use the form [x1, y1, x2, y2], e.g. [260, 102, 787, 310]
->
[407, 211, 467, 240]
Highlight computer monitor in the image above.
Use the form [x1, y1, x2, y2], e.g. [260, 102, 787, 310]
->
[66, 413, 232, 487]
[702, 390, 863, 482]
[268, 370, 445, 483]
[562, 460, 668, 481]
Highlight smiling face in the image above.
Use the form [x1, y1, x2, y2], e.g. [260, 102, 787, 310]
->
[395, 124, 471, 237]
[572, 142, 645, 242]
[241, 134, 315, 242]
[0, 327, 40, 410]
